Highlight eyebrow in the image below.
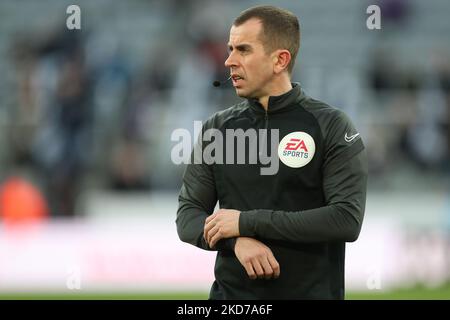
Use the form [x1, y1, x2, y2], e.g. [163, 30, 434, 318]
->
[227, 43, 253, 52]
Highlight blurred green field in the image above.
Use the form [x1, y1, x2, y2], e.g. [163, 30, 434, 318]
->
[1, 284, 450, 300]
[345, 284, 450, 300]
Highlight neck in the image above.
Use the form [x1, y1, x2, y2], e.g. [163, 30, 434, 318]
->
[258, 77, 293, 110]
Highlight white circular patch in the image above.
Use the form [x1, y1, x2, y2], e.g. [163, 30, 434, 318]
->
[278, 132, 315, 168]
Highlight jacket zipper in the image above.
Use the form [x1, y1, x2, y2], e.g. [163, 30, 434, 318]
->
[259, 109, 269, 158]
[265, 109, 268, 129]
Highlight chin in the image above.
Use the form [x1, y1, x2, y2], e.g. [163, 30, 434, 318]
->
[235, 88, 250, 98]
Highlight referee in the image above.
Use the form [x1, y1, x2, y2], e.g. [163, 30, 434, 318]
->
[176, 5, 368, 299]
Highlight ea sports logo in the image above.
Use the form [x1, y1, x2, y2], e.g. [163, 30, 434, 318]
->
[278, 132, 315, 168]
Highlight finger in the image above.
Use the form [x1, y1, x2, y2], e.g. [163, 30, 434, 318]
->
[260, 256, 274, 280]
[203, 224, 208, 241]
[205, 211, 220, 224]
[251, 258, 265, 279]
[205, 213, 215, 225]
[204, 220, 216, 241]
[244, 262, 257, 280]
[206, 225, 219, 245]
[267, 255, 280, 279]
[209, 229, 222, 248]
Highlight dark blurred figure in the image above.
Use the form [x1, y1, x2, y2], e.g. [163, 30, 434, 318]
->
[9, 36, 40, 167]
[368, 48, 400, 93]
[400, 51, 449, 171]
[110, 138, 150, 191]
[51, 53, 90, 216]
[109, 81, 151, 191]
[31, 31, 92, 217]
[434, 53, 450, 171]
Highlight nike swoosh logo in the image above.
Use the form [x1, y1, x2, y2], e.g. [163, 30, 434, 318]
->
[344, 132, 360, 143]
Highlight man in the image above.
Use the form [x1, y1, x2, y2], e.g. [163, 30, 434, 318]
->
[176, 5, 367, 299]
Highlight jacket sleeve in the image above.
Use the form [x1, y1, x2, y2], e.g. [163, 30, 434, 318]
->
[176, 122, 236, 251]
[239, 110, 368, 243]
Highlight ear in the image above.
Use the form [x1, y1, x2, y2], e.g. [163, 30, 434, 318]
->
[272, 50, 291, 74]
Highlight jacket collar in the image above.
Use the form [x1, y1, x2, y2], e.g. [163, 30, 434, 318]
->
[247, 82, 305, 114]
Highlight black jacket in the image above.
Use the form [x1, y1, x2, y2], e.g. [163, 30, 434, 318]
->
[176, 83, 368, 299]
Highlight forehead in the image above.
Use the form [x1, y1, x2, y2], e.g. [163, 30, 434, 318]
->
[229, 18, 263, 46]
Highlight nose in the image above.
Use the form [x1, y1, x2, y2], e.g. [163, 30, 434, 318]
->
[224, 51, 237, 68]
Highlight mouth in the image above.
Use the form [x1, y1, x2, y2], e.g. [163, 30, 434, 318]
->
[231, 74, 244, 86]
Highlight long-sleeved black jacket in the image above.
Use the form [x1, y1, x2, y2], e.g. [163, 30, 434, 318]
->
[176, 83, 368, 299]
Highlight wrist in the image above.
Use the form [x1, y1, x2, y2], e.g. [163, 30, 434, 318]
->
[231, 237, 238, 251]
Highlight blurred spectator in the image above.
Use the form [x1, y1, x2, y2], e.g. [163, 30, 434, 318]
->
[0, 176, 48, 225]
[368, 49, 397, 93]
[401, 51, 450, 171]
[86, 33, 134, 184]
[9, 36, 40, 166]
[31, 31, 92, 217]
[110, 138, 150, 191]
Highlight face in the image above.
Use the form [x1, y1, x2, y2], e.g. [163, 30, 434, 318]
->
[225, 18, 276, 99]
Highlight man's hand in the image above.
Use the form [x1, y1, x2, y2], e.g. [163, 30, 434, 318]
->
[234, 237, 280, 280]
[204, 209, 240, 248]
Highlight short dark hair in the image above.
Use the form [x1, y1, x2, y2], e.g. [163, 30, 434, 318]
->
[234, 5, 300, 74]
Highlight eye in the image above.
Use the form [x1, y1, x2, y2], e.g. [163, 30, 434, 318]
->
[237, 45, 251, 54]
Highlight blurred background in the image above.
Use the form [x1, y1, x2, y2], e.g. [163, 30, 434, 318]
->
[0, 0, 449, 299]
